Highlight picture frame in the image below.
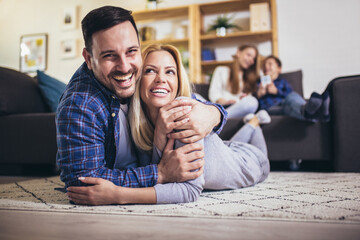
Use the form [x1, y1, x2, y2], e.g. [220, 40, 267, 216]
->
[60, 39, 77, 59]
[20, 33, 48, 73]
[62, 7, 77, 30]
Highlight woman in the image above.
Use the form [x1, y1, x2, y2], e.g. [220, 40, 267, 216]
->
[66, 44, 270, 205]
[209, 45, 260, 119]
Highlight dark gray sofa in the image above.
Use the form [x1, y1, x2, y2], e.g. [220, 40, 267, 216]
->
[1, 66, 359, 173]
[194, 71, 360, 172]
[0, 66, 57, 174]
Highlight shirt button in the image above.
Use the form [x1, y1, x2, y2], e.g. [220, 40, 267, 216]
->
[111, 113, 116, 117]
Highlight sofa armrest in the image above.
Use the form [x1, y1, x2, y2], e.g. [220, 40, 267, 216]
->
[0, 113, 57, 165]
[331, 75, 360, 172]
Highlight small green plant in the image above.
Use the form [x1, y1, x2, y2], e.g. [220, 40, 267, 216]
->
[207, 14, 240, 32]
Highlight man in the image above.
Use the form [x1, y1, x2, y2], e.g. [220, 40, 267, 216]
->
[256, 55, 329, 122]
[56, 6, 227, 188]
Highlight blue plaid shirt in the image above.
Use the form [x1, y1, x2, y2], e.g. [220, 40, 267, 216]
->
[56, 62, 227, 187]
[258, 77, 293, 110]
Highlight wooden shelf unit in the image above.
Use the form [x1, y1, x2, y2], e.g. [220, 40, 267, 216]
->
[133, 0, 278, 83]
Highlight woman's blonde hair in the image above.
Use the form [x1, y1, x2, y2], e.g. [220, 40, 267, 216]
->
[129, 44, 192, 151]
[229, 44, 260, 94]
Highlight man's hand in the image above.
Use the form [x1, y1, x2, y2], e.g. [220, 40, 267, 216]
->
[66, 177, 120, 205]
[168, 99, 221, 143]
[157, 138, 205, 184]
[267, 82, 278, 95]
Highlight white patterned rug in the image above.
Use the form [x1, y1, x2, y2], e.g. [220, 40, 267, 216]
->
[1, 172, 360, 223]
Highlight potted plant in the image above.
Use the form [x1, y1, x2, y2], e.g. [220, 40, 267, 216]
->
[207, 14, 241, 36]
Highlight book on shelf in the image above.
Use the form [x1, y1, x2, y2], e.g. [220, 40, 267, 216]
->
[250, 2, 271, 32]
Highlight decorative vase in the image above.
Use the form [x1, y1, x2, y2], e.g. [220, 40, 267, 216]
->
[147, 1, 157, 10]
[216, 27, 227, 36]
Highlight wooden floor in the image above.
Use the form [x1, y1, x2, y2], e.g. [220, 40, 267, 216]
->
[0, 209, 360, 240]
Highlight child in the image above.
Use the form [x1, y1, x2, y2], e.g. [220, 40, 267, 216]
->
[256, 55, 329, 122]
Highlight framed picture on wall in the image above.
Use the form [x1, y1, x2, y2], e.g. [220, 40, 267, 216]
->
[62, 7, 77, 30]
[60, 39, 77, 59]
[20, 33, 48, 73]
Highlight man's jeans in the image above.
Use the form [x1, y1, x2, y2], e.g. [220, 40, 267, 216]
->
[267, 92, 306, 120]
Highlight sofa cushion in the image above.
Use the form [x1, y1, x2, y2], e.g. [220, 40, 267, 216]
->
[0, 67, 48, 116]
[279, 70, 303, 96]
[37, 70, 67, 112]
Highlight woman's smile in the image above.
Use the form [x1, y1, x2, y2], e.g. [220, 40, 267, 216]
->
[150, 87, 170, 97]
[140, 50, 178, 110]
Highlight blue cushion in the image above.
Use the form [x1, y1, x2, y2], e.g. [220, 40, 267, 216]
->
[36, 70, 66, 112]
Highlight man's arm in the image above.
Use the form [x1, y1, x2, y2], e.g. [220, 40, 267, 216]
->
[56, 93, 158, 188]
[167, 96, 227, 143]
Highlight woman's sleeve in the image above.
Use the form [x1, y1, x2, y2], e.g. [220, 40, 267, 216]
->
[152, 139, 205, 204]
[209, 66, 228, 103]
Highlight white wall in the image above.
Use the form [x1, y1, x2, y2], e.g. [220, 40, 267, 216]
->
[277, 0, 360, 97]
[0, 0, 359, 97]
[0, 0, 144, 82]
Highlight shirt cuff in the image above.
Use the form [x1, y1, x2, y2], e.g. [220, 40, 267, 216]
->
[152, 145, 163, 164]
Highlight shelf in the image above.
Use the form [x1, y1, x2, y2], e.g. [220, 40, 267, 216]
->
[201, 60, 232, 72]
[133, 0, 277, 83]
[201, 30, 273, 41]
[141, 38, 189, 47]
[199, 0, 270, 14]
[201, 60, 232, 67]
[133, 6, 188, 21]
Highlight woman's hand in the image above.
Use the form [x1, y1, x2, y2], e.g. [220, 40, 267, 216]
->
[66, 177, 121, 205]
[154, 99, 192, 152]
[168, 99, 221, 143]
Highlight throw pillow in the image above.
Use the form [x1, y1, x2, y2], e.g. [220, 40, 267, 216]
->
[37, 70, 66, 112]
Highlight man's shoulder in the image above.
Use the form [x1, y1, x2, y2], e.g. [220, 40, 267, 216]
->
[58, 64, 109, 112]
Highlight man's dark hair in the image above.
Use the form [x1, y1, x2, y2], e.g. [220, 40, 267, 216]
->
[81, 6, 139, 54]
[264, 55, 282, 68]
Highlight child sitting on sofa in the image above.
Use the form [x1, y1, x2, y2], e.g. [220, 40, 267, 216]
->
[255, 55, 330, 122]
